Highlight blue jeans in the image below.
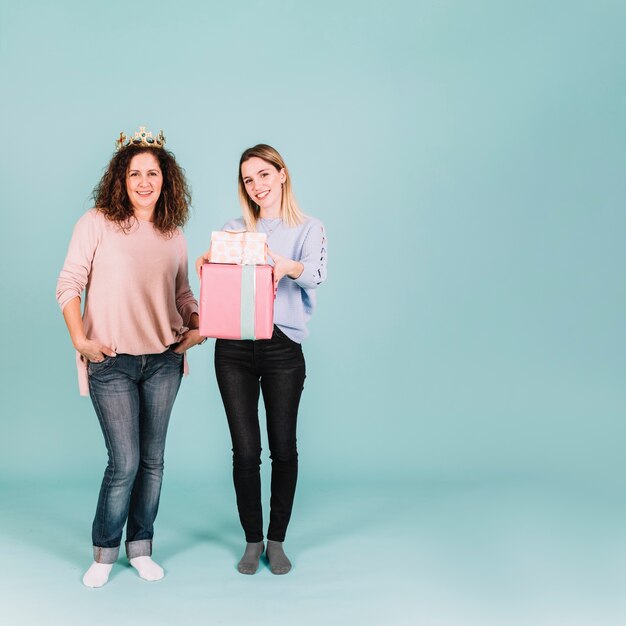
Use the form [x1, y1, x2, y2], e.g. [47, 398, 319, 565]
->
[87, 350, 183, 564]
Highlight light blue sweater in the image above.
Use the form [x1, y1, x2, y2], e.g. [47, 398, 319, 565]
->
[223, 216, 327, 343]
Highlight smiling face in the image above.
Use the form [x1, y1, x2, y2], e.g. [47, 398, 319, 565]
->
[125, 151, 163, 216]
[241, 156, 286, 216]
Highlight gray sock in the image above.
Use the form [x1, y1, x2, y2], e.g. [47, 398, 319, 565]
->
[237, 541, 264, 575]
[266, 540, 292, 575]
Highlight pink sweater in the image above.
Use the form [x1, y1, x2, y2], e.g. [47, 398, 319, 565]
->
[56, 209, 198, 395]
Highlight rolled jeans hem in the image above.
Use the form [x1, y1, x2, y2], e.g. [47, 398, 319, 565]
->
[93, 545, 119, 564]
[126, 539, 152, 559]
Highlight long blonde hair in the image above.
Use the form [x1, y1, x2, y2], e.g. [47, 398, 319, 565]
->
[238, 144, 306, 231]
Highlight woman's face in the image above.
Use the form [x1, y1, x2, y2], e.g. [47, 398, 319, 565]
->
[126, 152, 163, 214]
[241, 156, 286, 213]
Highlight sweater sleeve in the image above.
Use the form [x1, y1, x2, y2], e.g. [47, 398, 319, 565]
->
[293, 219, 327, 290]
[56, 210, 100, 311]
[175, 234, 199, 326]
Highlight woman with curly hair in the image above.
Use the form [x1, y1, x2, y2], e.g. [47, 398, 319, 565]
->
[56, 128, 204, 587]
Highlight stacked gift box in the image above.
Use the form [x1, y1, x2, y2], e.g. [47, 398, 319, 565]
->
[199, 230, 275, 340]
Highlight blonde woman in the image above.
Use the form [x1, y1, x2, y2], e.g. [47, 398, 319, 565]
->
[197, 144, 327, 574]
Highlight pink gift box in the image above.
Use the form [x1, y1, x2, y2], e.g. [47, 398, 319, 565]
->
[199, 263, 274, 340]
[208, 229, 267, 265]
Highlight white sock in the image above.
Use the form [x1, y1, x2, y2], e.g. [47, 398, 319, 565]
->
[129, 556, 164, 581]
[82, 562, 113, 588]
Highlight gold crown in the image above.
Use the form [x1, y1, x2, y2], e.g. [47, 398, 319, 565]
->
[115, 126, 166, 151]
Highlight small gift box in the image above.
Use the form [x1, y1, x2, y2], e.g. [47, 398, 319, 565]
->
[199, 263, 274, 340]
[208, 229, 267, 265]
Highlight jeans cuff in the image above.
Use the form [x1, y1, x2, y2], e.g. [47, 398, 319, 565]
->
[93, 545, 119, 564]
[125, 539, 152, 559]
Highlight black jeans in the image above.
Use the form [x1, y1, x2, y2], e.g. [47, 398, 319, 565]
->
[215, 326, 306, 542]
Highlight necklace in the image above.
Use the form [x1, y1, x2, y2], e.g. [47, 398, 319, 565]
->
[258, 217, 282, 237]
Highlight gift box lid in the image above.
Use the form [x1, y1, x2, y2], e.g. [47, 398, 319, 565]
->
[210, 229, 267, 243]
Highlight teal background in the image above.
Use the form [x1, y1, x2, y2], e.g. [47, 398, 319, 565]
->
[1, 1, 625, 624]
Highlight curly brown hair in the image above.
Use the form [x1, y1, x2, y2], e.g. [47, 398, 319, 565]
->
[92, 145, 191, 235]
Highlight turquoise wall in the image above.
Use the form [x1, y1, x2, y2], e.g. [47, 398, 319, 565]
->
[1, 0, 624, 486]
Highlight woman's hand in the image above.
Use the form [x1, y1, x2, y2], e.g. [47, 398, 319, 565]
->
[195, 248, 211, 277]
[75, 338, 117, 363]
[173, 329, 205, 353]
[63, 298, 116, 363]
[173, 314, 205, 353]
[267, 249, 303, 291]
